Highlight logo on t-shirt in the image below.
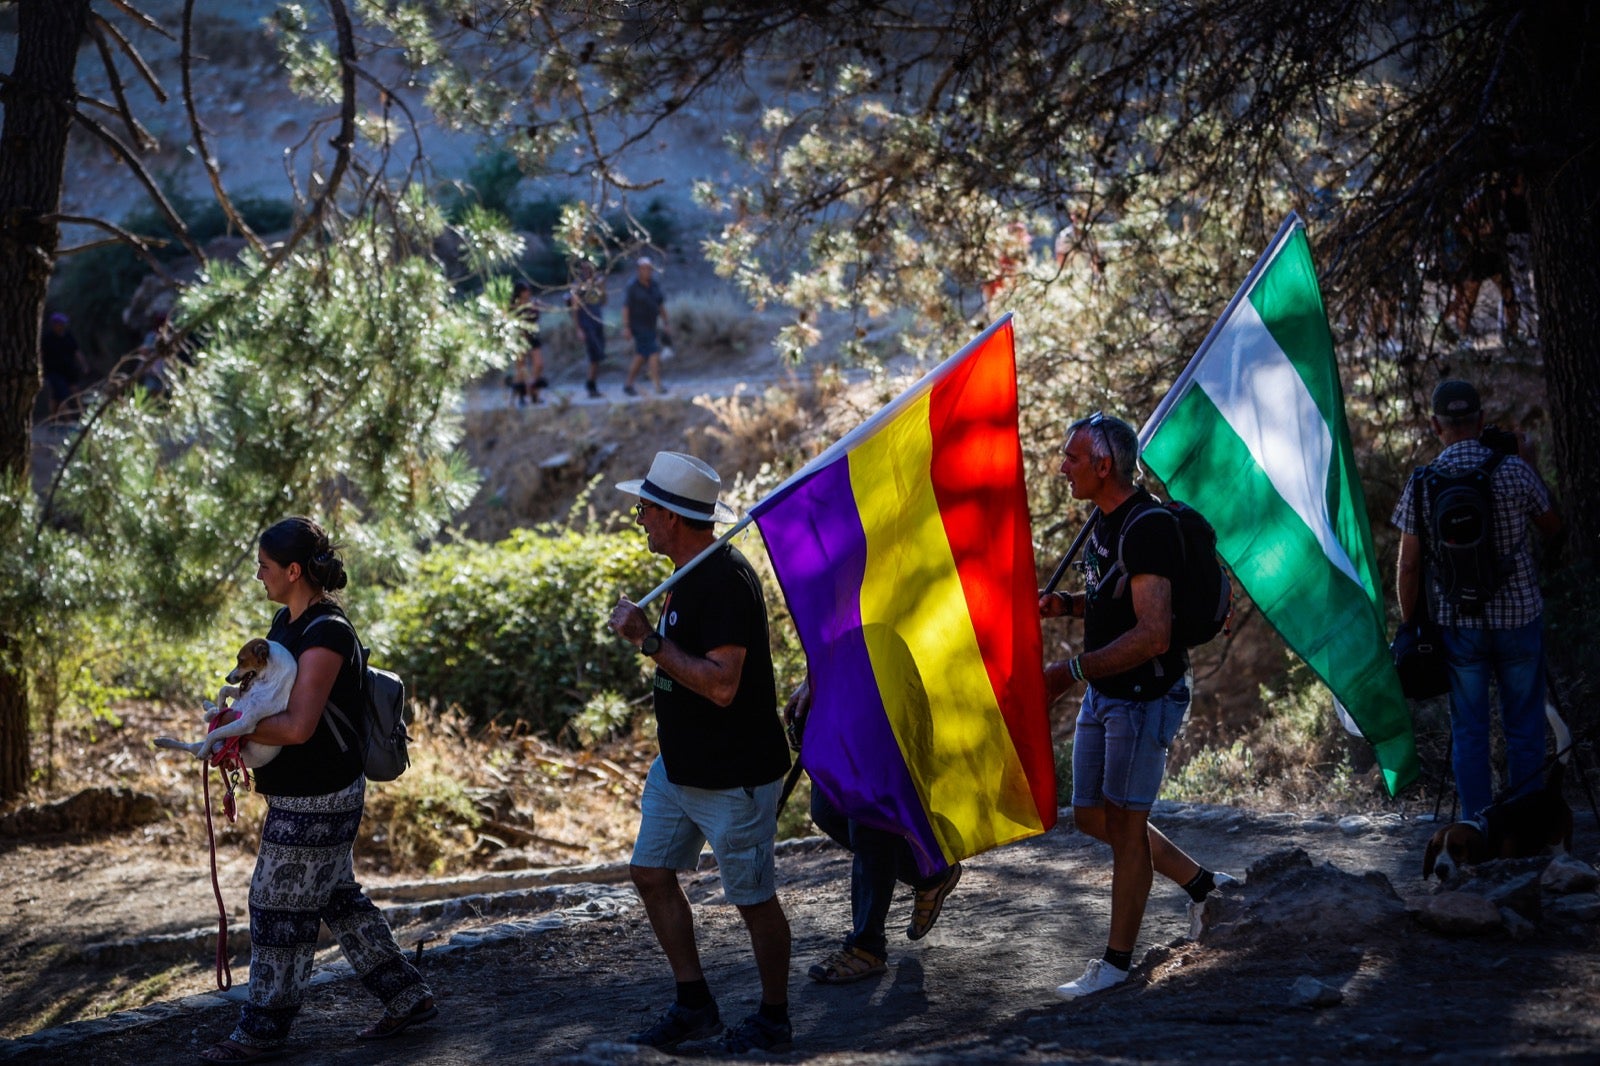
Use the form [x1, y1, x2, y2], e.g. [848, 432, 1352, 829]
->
[668, 610, 679, 627]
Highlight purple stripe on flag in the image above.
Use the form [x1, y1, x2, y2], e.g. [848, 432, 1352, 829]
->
[753, 457, 945, 870]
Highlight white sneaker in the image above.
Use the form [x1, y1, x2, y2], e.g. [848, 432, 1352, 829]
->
[1054, 958, 1129, 999]
[1186, 871, 1240, 939]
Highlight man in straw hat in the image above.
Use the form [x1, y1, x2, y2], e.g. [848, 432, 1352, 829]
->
[607, 452, 794, 1054]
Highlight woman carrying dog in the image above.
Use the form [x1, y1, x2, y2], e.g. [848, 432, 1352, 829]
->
[199, 516, 435, 1063]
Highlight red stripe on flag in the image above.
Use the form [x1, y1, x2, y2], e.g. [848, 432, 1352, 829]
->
[926, 322, 1054, 824]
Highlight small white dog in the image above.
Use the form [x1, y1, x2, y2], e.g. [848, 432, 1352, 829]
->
[154, 638, 295, 769]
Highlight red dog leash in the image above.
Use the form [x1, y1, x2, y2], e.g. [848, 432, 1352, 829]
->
[201, 720, 252, 991]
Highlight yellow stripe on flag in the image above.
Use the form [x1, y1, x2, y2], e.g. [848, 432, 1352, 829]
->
[850, 393, 1044, 861]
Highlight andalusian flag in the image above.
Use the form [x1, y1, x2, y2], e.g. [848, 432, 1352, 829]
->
[750, 317, 1055, 875]
[1140, 215, 1418, 795]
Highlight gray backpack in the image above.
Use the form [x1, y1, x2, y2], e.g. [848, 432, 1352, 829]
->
[305, 615, 412, 781]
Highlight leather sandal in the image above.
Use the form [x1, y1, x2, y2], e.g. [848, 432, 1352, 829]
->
[808, 945, 887, 984]
[906, 861, 962, 940]
[357, 997, 438, 1040]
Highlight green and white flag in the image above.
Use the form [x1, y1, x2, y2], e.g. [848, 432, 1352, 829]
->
[1140, 215, 1418, 795]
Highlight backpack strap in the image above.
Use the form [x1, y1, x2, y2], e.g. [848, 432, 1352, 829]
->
[1110, 496, 1180, 601]
[303, 614, 364, 753]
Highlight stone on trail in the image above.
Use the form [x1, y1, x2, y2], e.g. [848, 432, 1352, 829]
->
[1288, 974, 1344, 1008]
[1414, 891, 1503, 934]
[1540, 853, 1600, 895]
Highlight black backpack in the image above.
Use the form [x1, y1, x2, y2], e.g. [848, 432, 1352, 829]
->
[1417, 453, 1506, 614]
[1112, 498, 1232, 648]
[305, 615, 413, 781]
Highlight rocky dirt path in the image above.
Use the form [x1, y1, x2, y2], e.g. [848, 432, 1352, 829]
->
[5, 801, 1598, 1064]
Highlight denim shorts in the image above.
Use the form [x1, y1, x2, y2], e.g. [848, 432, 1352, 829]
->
[631, 756, 782, 906]
[1071, 680, 1190, 812]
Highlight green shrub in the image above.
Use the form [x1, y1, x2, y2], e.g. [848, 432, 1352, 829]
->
[51, 194, 296, 359]
[383, 527, 669, 734]
[513, 194, 573, 236]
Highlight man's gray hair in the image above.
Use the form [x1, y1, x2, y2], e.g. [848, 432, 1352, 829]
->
[1067, 413, 1140, 483]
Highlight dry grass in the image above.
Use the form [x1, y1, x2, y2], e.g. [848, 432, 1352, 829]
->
[22, 699, 651, 878]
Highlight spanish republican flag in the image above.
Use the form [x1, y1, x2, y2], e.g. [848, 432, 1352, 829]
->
[751, 316, 1054, 875]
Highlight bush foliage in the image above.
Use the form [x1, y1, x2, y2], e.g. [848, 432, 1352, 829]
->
[383, 528, 670, 734]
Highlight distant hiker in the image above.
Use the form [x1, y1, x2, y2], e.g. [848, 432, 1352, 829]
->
[606, 452, 794, 1054]
[511, 280, 547, 406]
[1392, 379, 1561, 825]
[783, 678, 963, 986]
[567, 259, 607, 398]
[982, 220, 1032, 314]
[1038, 412, 1235, 999]
[40, 311, 89, 417]
[621, 256, 671, 397]
[1440, 177, 1522, 342]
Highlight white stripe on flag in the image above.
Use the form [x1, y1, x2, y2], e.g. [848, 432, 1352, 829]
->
[1193, 298, 1364, 590]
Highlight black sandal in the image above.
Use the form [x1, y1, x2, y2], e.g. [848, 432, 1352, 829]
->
[357, 998, 438, 1040]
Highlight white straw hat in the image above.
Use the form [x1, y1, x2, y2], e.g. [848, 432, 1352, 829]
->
[617, 451, 737, 523]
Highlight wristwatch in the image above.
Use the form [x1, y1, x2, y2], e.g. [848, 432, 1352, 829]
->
[640, 633, 663, 657]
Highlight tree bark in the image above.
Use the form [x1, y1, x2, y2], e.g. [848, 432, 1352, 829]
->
[0, 0, 90, 802]
[1513, 2, 1600, 570]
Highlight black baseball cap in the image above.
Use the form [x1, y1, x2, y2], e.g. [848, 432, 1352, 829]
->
[1431, 379, 1481, 418]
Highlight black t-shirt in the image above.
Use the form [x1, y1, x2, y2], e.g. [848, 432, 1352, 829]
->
[40, 330, 79, 377]
[652, 545, 789, 790]
[252, 602, 366, 797]
[1082, 488, 1189, 700]
[625, 277, 665, 334]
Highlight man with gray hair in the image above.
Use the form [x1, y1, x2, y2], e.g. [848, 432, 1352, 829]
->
[1038, 413, 1232, 998]
[622, 256, 670, 396]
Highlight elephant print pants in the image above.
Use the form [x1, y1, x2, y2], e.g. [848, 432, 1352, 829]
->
[230, 777, 431, 1049]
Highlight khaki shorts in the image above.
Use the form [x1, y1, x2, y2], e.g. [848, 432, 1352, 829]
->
[631, 757, 783, 906]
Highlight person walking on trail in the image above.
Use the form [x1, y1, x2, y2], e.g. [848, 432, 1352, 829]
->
[510, 280, 547, 406]
[198, 516, 435, 1062]
[1392, 379, 1561, 826]
[40, 311, 89, 418]
[606, 452, 795, 1054]
[621, 256, 671, 397]
[567, 259, 608, 398]
[783, 678, 963, 986]
[1038, 413, 1234, 999]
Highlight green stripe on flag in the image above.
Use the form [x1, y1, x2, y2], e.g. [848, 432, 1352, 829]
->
[1248, 230, 1388, 609]
[1142, 220, 1418, 796]
[1144, 389, 1418, 795]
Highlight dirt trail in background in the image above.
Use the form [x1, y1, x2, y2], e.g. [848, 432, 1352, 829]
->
[5, 803, 1598, 1063]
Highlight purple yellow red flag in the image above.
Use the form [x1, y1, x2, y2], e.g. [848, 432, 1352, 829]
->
[749, 316, 1055, 875]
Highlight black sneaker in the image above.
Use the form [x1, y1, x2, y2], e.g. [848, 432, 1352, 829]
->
[585, 382, 602, 398]
[623, 383, 639, 396]
[720, 1012, 793, 1053]
[626, 1001, 722, 1049]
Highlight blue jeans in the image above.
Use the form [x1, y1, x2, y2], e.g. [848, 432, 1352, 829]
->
[1442, 617, 1547, 823]
[810, 789, 944, 959]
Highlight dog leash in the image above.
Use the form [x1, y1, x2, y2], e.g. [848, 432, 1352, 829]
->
[200, 733, 250, 992]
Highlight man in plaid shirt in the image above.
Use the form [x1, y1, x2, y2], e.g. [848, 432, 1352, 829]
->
[1392, 379, 1562, 824]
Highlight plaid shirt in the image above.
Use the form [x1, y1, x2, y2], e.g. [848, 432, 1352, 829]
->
[1392, 439, 1553, 629]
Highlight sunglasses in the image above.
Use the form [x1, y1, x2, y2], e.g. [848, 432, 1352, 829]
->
[633, 500, 664, 518]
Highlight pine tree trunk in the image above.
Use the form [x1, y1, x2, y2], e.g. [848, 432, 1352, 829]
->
[1513, 2, 1600, 572]
[0, 0, 90, 802]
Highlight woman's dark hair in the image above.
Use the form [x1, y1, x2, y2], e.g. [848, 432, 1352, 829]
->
[259, 515, 348, 594]
[512, 279, 533, 300]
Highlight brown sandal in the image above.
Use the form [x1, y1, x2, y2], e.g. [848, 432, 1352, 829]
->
[357, 998, 438, 1040]
[906, 861, 962, 940]
[808, 945, 888, 984]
